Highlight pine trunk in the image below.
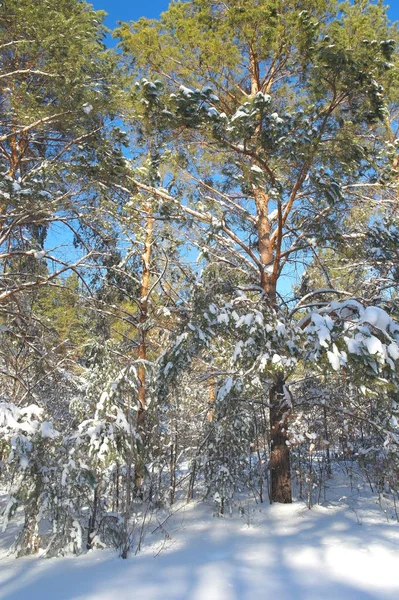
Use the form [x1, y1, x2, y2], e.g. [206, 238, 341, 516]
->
[269, 376, 292, 503]
[254, 187, 292, 503]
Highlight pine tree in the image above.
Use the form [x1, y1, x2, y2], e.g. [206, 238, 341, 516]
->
[117, 0, 397, 503]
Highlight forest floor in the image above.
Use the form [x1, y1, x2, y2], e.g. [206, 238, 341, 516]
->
[1, 469, 399, 599]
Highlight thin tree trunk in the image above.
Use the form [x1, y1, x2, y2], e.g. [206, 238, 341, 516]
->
[253, 412, 264, 503]
[323, 405, 332, 476]
[298, 446, 303, 499]
[112, 464, 120, 512]
[208, 374, 215, 422]
[169, 392, 177, 505]
[87, 484, 99, 550]
[186, 458, 196, 503]
[134, 210, 154, 493]
[308, 451, 314, 509]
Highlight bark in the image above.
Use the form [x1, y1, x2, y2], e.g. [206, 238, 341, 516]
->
[249, 43, 261, 96]
[169, 392, 177, 505]
[253, 411, 264, 503]
[186, 458, 196, 503]
[253, 187, 277, 302]
[323, 405, 332, 476]
[20, 507, 40, 555]
[87, 485, 99, 550]
[113, 464, 120, 512]
[8, 132, 19, 179]
[134, 211, 154, 493]
[18, 478, 41, 556]
[269, 375, 292, 503]
[208, 374, 215, 422]
[254, 188, 291, 503]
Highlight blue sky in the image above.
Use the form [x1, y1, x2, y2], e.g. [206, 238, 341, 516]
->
[92, 0, 399, 29]
[93, 0, 171, 27]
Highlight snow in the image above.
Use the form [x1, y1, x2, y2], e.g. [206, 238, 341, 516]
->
[364, 334, 384, 356]
[305, 301, 399, 370]
[327, 349, 340, 371]
[270, 112, 284, 124]
[230, 109, 249, 122]
[164, 361, 173, 376]
[388, 342, 399, 360]
[82, 103, 93, 115]
[19, 405, 43, 419]
[255, 91, 271, 103]
[329, 299, 364, 319]
[360, 306, 393, 332]
[276, 321, 286, 336]
[0, 403, 42, 434]
[1, 480, 399, 600]
[217, 376, 233, 400]
[326, 343, 347, 371]
[263, 263, 274, 275]
[233, 340, 243, 362]
[207, 107, 219, 118]
[311, 313, 332, 348]
[235, 314, 254, 328]
[25, 250, 46, 259]
[179, 85, 194, 97]
[40, 421, 59, 439]
[345, 337, 360, 355]
[18, 456, 29, 470]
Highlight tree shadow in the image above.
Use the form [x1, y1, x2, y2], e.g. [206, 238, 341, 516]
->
[1, 500, 398, 599]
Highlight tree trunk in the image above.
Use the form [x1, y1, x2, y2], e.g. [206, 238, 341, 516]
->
[323, 405, 332, 476]
[269, 375, 292, 503]
[186, 458, 196, 503]
[134, 210, 154, 493]
[253, 187, 277, 301]
[253, 187, 292, 503]
[87, 484, 99, 550]
[20, 505, 40, 556]
[208, 374, 215, 422]
[169, 392, 177, 505]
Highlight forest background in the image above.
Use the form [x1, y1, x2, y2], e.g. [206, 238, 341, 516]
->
[2, 0, 399, 560]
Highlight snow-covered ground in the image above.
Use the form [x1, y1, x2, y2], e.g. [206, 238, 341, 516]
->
[1, 477, 399, 599]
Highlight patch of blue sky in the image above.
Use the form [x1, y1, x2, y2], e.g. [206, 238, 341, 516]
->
[92, 0, 399, 31]
[93, 0, 171, 30]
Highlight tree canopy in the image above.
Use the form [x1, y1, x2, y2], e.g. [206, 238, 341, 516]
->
[1, 0, 399, 557]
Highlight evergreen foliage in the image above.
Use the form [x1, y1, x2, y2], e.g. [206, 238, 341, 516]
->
[1, 0, 399, 557]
